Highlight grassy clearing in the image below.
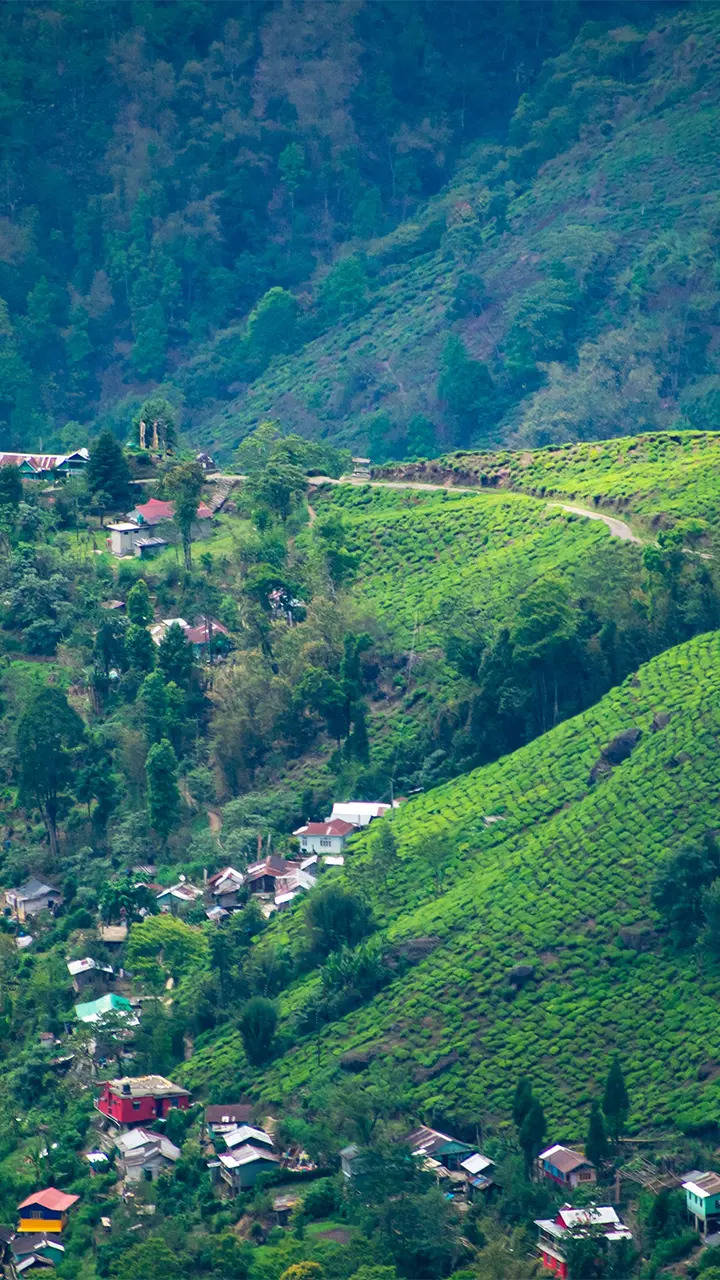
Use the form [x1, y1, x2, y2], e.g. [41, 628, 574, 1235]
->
[55, 512, 254, 570]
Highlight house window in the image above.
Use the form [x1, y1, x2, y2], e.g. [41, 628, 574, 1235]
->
[320, 839, 331, 848]
[132, 1100, 141, 1110]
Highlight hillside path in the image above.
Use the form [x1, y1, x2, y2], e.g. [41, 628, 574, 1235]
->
[550, 502, 642, 543]
[309, 475, 645, 544]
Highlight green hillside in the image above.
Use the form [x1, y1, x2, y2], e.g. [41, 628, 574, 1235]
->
[4, 2, 720, 464]
[307, 431, 719, 785]
[312, 484, 614, 650]
[378, 429, 720, 545]
[198, 6, 720, 459]
[0, 0, 631, 451]
[183, 629, 720, 1137]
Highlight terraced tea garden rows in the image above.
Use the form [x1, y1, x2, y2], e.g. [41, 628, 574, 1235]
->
[381, 431, 720, 546]
[184, 631, 720, 1135]
[315, 483, 618, 650]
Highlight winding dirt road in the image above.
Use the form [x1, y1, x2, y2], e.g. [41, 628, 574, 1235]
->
[550, 502, 642, 544]
[308, 475, 645, 545]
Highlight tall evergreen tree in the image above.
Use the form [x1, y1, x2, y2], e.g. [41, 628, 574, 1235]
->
[0, 463, 22, 510]
[126, 579, 153, 627]
[519, 1097, 546, 1172]
[585, 1100, 609, 1168]
[239, 996, 277, 1066]
[602, 1056, 629, 1143]
[512, 1075, 534, 1130]
[145, 738, 181, 843]
[158, 622, 194, 691]
[86, 430, 131, 510]
[15, 688, 85, 858]
[165, 460, 204, 569]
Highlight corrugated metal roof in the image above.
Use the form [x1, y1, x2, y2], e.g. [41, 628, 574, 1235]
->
[17, 1189, 79, 1212]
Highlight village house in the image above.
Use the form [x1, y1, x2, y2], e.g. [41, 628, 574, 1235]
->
[98, 923, 128, 947]
[115, 1128, 181, 1184]
[340, 1144, 361, 1179]
[195, 451, 216, 473]
[9, 1231, 66, 1274]
[74, 993, 136, 1025]
[127, 496, 213, 537]
[682, 1171, 720, 1236]
[293, 818, 356, 856]
[459, 1151, 496, 1196]
[149, 618, 189, 645]
[405, 1124, 477, 1172]
[0, 448, 88, 479]
[183, 617, 232, 658]
[218, 1145, 280, 1193]
[206, 1103, 254, 1139]
[538, 1144, 596, 1189]
[274, 867, 317, 910]
[404, 1125, 494, 1198]
[301, 854, 346, 875]
[155, 881, 204, 914]
[149, 617, 231, 658]
[329, 801, 393, 827]
[224, 1125, 274, 1155]
[206, 867, 245, 910]
[106, 522, 143, 557]
[535, 1205, 632, 1279]
[106, 496, 213, 559]
[66, 957, 114, 993]
[96, 1075, 190, 1129]
[273, 1194, 301, 1227]
[16, 1190, 78, 1235]
[5, 879, 62, 922]
[245, 856, 301, 896]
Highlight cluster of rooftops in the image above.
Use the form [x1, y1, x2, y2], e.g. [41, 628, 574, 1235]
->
[0, 448, 89, 477]
[7, 1093, 720, 1278]
[3, 799, 395, 963]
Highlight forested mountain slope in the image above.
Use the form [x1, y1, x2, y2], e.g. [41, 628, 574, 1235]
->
[3, 2, 720, 461]
[0, 0, 611, 449]
[198, 4, 720, 458]
[183, 629, 720, 1137]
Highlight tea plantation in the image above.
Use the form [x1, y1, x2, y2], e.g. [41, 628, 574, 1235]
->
[183, 630, 720, 1136]
[380, 430, 720, 547]
[314, 483, 624, 650]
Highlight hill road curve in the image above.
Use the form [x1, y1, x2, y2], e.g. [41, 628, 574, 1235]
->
[306, 474, 644, 544]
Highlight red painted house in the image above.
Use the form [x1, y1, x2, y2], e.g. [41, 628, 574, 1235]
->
[96, 1075, 190, 1128]
[535, 1205, 632, 1278]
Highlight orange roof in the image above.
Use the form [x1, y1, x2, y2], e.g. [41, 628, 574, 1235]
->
[18, 1188, 79, 1213]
